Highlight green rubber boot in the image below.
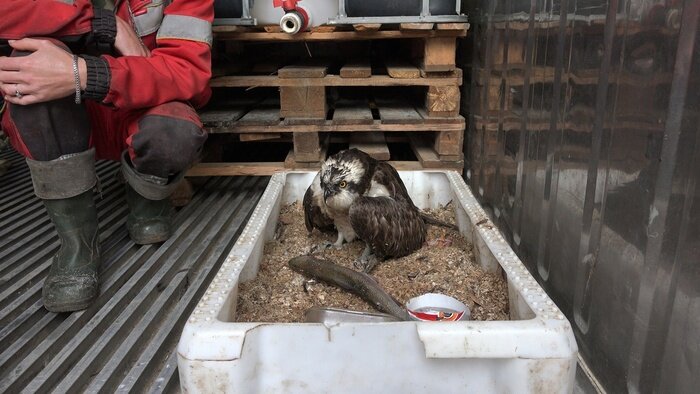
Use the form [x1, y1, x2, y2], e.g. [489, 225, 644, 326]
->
[121, 151, 182, 245]
[27, 148, 100, 313]
[42, 191, 101, 312]
[125, 183, 173, 245]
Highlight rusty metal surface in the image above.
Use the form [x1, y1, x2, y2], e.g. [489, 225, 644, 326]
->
[0, 148, 268, 392]
[466, 0, 699, 392]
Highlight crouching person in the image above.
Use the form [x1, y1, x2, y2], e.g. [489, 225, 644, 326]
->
[0, 0, 214, 312]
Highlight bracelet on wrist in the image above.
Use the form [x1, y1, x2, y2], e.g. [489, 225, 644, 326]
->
[72, 55, 82, 105]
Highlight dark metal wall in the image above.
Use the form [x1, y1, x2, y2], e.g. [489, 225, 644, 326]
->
[465, 0, 699, 392]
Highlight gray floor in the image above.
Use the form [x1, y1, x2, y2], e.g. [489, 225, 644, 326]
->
[0, 149, 269, 392]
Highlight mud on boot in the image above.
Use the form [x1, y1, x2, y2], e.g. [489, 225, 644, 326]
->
[27, 148, 100, 313]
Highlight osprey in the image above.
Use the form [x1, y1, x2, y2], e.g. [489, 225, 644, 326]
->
[304, 149, 443, 272]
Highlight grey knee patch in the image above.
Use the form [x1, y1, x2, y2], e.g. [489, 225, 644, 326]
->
[26, 148, 97, 199]
[130, 115, 206, 178]
[121, 151, 184, 201]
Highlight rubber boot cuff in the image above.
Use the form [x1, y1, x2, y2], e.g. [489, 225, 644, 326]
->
[26, 148, 97, 199]
[121, 151, 179, 244]
[120, 151, 184, 200]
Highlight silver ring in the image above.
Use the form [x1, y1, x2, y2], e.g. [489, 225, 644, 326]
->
[14, 86, 22, 99]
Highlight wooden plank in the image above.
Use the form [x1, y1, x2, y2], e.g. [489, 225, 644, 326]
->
[385, 63, 421, 79]
[408, 134, 464, 169]
[263, 25, 281, 33]
[280, 86, 327, 118]
[339, 62, 372, 78]
[349, 132, 390, 161]
[353, 24, 382, 32]
[210, 75, 462, 87]
[312, 25, 338, 33]
[408, 135, 445, 168]
[415, 107, 463, 124]
[434, 129, 464, 156]
[426, 85, 461, 117]
[239, 133, 281, 142]
[377, 102, 424, 125]
[420, 67, 463, 79]
[436, 23, 469, 31]
[199, 108, 247, 128]
[278, 65, 328, 79]
[284, 117, 328, 126]
[422, 37, 456, 72]
[332, 100, 374, 125]
[213, 29, 467, 41]
[187, 161, 438, 176]
[293, 132, 322, 162]
[187, 160, 464, 177]
[400, 23, 434, 30]
[391, 161, 424, 171]
[285, 150, 322, 170]
[236, 107, 281, 126]
[186, 162, 286, 176]
[439, 153, 464, 162]
[209, 118, 465, 134]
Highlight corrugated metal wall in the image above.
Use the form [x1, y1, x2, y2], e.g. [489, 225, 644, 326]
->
[466, 0, 699, 392]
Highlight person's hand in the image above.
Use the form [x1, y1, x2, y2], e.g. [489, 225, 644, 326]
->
[0, 39, 87, 106]
[115, 15, 150, 57]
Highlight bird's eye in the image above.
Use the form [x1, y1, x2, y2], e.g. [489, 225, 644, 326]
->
[339, 181, 347, 188]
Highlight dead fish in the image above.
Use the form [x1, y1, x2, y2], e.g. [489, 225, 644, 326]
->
[288, 255, 410, 321]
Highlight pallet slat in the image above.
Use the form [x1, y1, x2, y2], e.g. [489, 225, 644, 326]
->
[386, 63, 421, 79]
[188, 161, 434, 176]
[198, 109, 247, 127]
[409, 134, 463, 169]
[422, 37, 457, 72]
[340, 63, 372, 78]
[213, 29, 467, 42]
[376, 101, 424, 125]
[210, 74, 462, 87]
[332, 100, 374, 125]
[278, 65, 328, 79]
[236, 108, 280, 125]
[349, 132, 390, 161]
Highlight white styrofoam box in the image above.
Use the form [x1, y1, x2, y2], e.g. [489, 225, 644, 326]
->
[178, 171, 578, 393]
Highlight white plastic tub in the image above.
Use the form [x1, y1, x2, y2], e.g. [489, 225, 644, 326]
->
[178, 171, 578, 393]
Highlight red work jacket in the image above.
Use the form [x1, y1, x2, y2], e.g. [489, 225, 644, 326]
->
[0, 0, 213, 110]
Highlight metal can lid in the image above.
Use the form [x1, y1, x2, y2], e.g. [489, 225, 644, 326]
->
[405, 293, 471, 322]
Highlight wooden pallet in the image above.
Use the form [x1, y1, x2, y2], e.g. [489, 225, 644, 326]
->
[211, 63, 462, 119]
[201, 22, 468, 176]
[213, 23, 466, 79]
[200, 98, 465, 133]
[199, 96, 464, 167]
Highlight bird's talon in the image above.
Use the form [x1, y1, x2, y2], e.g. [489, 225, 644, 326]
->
[303, 279, 317, 293]
[353, 258, 366, 270]
[362, 256, 379, 273]
[310, 241, 333, 254]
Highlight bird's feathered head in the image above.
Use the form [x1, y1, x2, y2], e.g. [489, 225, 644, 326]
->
[320, 149, 373, 211]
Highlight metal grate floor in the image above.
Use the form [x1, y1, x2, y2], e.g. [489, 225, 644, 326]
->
[0, 149, 269, 392]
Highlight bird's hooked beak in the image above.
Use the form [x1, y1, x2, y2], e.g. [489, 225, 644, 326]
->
[323, 188, 332, 201]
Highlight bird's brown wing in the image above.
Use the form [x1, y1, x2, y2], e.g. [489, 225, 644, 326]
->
[303, 173, 335, 233]
[349, 196, 426, 259]
[372, 162, 413, 203]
